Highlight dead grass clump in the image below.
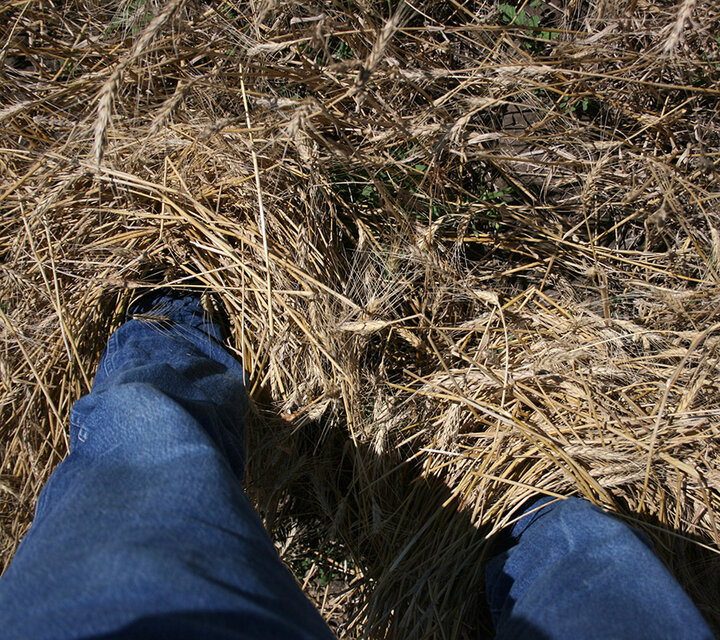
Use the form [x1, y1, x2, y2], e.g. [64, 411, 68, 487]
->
[2, 0, 720, 636]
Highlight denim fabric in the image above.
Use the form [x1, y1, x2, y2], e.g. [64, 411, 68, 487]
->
[0, 293, 714, 640]
[0, 294, 335, 640]
[486, 496, 714, 639]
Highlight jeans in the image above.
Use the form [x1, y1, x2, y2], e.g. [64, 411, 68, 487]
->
[0, 294, 335, 640]
[486, 497, 714, 639]
[0, 293, 713, 639]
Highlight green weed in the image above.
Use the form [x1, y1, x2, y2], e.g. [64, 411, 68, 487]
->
[498, 0, 557, 53]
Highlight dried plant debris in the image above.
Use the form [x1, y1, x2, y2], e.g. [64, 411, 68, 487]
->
[2, 0, 720, 637]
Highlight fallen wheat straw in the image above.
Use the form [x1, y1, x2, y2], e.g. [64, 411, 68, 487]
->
[2, 1, 720, 637]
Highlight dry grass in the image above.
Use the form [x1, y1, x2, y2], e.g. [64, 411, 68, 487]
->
[2, 0, 720, 637]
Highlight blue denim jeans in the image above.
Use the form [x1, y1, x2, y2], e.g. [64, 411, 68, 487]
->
[487, 497, 714, 639]
[0, 294, 335, 640]
[0, 294, 713, 639]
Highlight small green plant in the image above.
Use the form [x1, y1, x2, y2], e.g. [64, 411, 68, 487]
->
[558, 95, 591, 115]
[361, 183, 376, 201]
[220, 4, 239, 20]
[295, 555, 334, 587]
[498, 2, 538, 28]
[498, 0, 557, 53]
[333, 39, 354, 60]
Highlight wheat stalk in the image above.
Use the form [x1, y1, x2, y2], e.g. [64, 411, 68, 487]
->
[663, 0, 697, 54]
[92, 0, 185, 166]
[4, 1, 720, 636]
[355, 1, 408, 90]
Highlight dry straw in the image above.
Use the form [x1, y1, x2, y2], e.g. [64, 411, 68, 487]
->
[2, 0, 720, 637]
[93, 0, 186, 166]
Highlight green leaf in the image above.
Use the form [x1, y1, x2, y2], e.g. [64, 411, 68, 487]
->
[499, 3, 517, 22]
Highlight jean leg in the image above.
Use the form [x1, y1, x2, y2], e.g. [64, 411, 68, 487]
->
[0, 300, 335, 640]
[485, 496, 713, 640]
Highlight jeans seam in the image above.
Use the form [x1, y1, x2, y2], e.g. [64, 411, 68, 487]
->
[103, 331, 119, 377]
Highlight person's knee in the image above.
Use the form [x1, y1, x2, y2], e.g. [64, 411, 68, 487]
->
[540, 497, 652, 556]
[72, 381, 216, 460]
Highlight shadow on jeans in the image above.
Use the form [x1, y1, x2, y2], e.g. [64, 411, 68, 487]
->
[638, 509, 720, 631]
